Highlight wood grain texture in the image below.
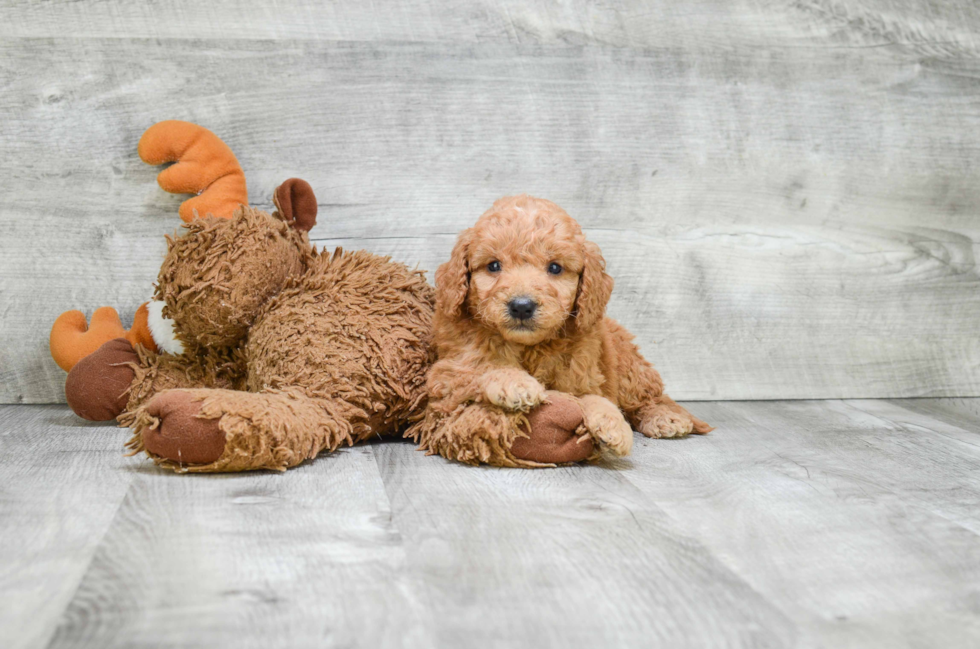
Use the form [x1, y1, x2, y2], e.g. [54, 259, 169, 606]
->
[373, 438, 795, 648]
[4, 0, 980, 55]
[619, 400, 980, 647]
[3, 2, 980, 402]
[45, 446, 429, 649]
[890, 397, 980, 431]
[0, 407, 134, 649]
[3, 400, 980, 647]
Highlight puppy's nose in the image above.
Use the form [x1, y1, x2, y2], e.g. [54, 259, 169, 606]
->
[508, 296, 537, 320]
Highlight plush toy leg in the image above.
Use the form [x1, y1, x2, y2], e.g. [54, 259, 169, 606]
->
[65, 338, 140, 421]
[126, 387, 364, 472]
[119, 345, 243, 420]
[632, 395, 713, 438]
[409, 392, 597, 468]
[64, 337, 240, 422]
[511, 394, 598, 464]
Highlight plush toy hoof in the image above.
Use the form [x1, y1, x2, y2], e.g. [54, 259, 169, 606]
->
[65, 338, 138, 421]
[511, 393, 595, 464]
[142, 391, 226, 465]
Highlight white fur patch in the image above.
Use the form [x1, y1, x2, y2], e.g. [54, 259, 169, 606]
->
[146, 300, 184, 355]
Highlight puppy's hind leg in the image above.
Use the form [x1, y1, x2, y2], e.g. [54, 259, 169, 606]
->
[633, 394, 713, 439]
[606, 319, 713, 439]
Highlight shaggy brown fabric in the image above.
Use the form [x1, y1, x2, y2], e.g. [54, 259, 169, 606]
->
[273, 178, 318, 232]
[141, 391, 226, 465]
[119, 344, 245, 425]
[154, 207, 312, 351]
[121, 204, 438, 472]
[65, 338, 138, 421]
[127, 387, 365, 472]
[245, 248, 435, 441]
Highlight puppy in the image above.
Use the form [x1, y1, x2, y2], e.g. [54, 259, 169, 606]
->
[427, 194, 711, 458]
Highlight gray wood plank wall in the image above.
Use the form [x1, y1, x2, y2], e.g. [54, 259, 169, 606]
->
[2, 1, 980, 403]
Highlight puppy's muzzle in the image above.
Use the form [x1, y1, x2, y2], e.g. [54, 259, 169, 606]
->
[507, 296, 537, 321]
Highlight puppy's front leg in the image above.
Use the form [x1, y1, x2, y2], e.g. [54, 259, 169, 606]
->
[481, 367, 546, 412]
[579, 395, 633, 457]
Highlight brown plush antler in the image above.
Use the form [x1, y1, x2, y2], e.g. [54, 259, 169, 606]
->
[138, 120, 248, 222]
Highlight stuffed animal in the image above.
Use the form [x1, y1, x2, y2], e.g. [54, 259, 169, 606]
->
[51, 121, 594, 472]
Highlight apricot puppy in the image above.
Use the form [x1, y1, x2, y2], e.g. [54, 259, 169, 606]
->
[423, 194, 711, 462]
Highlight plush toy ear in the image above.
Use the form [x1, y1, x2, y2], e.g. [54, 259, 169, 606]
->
[273, 178, 318, 232]
[573, 240, 614, 331]
[435, 228, 474, 319]
[138, 120, 248, 222]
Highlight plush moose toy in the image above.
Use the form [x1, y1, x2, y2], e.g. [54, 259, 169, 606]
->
[51, 121, 594, 471]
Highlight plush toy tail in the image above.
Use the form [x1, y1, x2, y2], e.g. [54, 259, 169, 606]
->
[138, 120, 248, 222]
[50, 303, 158, 372]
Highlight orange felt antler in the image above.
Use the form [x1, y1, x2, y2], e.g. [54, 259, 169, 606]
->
[138, 120, 248, 222]
[50, 303, 157, 372]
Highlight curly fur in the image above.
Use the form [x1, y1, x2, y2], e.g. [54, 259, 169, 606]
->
[410, 195, 711, 464]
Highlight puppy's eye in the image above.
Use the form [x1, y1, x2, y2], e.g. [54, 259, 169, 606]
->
[487, 260, 502, 273]
[547, 262, 563, 275]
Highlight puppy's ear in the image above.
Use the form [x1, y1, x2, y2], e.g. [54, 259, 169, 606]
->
[435, 228, 473, 319]
[574, 240, 614, 331]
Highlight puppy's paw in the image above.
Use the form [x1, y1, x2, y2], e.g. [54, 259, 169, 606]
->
[484, 372, 546, 411]
[638, 408, 695, 439]
[587, 412, 633, 457]
[579, 395, 633, 457]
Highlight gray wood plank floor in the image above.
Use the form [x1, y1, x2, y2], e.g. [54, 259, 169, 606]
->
[2, 400, 978, 648]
